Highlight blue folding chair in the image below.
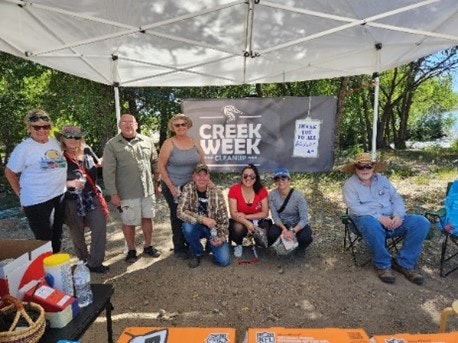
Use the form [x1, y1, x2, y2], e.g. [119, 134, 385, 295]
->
[425, 182, 458, 277]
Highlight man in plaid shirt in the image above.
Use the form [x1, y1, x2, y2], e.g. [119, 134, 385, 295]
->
[177, 163, 231, 268]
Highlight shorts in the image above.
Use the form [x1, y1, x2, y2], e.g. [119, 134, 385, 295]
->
[120, 196, 156, 226]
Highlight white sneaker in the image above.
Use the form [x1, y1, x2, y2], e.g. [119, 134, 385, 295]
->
[234, 245, 243, 258]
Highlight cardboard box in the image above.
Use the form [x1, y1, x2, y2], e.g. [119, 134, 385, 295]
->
[117, 327, 236, 343]
[370, 332, 458, 342]
[0, 239, 52, 298]
[245, 327, 370, 343]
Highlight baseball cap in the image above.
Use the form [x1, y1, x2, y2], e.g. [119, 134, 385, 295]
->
[194, 163, 209, 173]
[273, 167, 290, 178]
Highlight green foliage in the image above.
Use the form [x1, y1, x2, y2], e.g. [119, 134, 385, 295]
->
[450, 138, 458, 151]
[0, 52, 50, 160]
[0, 49, 457, 163]
[408, 113, 447, 140]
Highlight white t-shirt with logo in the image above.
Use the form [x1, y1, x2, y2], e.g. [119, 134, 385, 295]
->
[7, 137, 67, 206]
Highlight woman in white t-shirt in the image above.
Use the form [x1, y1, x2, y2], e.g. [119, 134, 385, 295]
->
[5, 109, 67, 253]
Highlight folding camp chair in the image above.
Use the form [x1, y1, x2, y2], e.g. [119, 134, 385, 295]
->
[341, 210, 403, 267]
[425, 182, 458, 277]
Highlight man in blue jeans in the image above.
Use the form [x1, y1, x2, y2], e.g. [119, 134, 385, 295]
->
[177, 164, 231, 268]
[343, 152, 430, 285]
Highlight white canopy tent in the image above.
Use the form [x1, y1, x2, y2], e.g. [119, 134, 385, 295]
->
[0, 0, 457, 156]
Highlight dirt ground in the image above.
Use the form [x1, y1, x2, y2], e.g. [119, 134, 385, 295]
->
[1, 175, 458, 343]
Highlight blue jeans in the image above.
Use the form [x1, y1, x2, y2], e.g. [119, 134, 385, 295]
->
[352, 214, 430, 269]
[182, 222, 231, 267]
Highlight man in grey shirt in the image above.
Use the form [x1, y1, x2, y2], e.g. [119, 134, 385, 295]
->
[343, 152, 430, 284]
[103, 114, 161, 263]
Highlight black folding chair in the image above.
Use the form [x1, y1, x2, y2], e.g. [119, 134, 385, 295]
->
[341, 211, 403, 267]
[424, 182, 458, 277]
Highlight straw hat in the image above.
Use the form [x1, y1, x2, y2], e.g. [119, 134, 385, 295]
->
[341, 152, 386, 173]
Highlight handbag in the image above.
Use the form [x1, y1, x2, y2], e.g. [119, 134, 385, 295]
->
[252, 226, 269, 248]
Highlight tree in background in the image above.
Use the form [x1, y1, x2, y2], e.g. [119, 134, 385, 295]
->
[0, 53, 50, 163]
[43, 72, 116, 156]
[1, 48, 457, 164]
[377, 48, 457, 149]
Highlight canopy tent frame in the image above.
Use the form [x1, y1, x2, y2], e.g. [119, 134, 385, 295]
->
[0, 0, 456, 149]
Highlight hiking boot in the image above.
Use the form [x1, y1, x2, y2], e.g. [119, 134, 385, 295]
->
[174, 250, 189, 260]
[377, 268, 396, 284]
[188, 256, 201, 268]
[88, 264, 110, 274]
[125, 250, 138, 263]
[392, 259, 424, 285]
[143, 246, 161, 258]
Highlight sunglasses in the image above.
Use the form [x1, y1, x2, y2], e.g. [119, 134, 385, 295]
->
[28, 115, 50, 122]
[243, 173, 256, 180]
[173, 122, 187, 128]
[31, 125, 51, 131]
[355, 164, 374, 170]
[63, 134, 81, 140]
[274, 175, 289, 182]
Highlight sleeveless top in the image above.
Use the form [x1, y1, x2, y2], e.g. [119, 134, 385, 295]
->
[167, 140, 200, 186]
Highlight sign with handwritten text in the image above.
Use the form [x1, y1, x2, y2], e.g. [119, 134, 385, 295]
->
[293, 119, 321, 158]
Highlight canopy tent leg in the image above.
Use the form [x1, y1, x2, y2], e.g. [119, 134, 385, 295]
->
[371, 73, 380, 160]
[371, 43, 382, 161]
[114, 86, 121, 132]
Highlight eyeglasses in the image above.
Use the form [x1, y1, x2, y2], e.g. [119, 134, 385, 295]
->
[173, 122, 187, 128]
[243, 173, 256, 180]
[31, 125, 51, 131]
[120, 121, 136, 125]
[274, 175, 289, 182]
[63, 135, 81, 140]
[28, 115, 50, 123]
[355, 164, 374, 170]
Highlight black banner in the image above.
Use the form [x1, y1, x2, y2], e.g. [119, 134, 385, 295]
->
[181, 96, 336, 173]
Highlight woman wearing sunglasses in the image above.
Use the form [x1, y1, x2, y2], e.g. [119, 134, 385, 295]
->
[267, 168, 313, 257]
[5, 109, 67, 253]
[59, 125, 109, 273]
[158, 113, 206, 260]
[228, 163, 270, 257]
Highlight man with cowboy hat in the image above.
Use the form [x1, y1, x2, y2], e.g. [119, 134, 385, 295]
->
[342, 152, 430, 285]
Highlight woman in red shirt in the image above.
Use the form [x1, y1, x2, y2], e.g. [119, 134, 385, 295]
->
[228, 164, 270, 257]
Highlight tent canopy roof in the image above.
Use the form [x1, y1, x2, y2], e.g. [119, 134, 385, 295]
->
[0, 0, 457, 87]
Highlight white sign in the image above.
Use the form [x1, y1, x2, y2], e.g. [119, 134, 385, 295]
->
[293, 119, 321, 158]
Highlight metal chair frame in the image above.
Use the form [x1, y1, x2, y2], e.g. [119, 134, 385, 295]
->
[425, 182, 458, 277]
[341, 212, 404, 267]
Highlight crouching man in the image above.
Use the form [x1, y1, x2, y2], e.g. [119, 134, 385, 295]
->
[177, 164, 231, 268]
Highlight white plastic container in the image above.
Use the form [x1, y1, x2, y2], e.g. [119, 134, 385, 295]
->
[43, 253, 74, 296]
